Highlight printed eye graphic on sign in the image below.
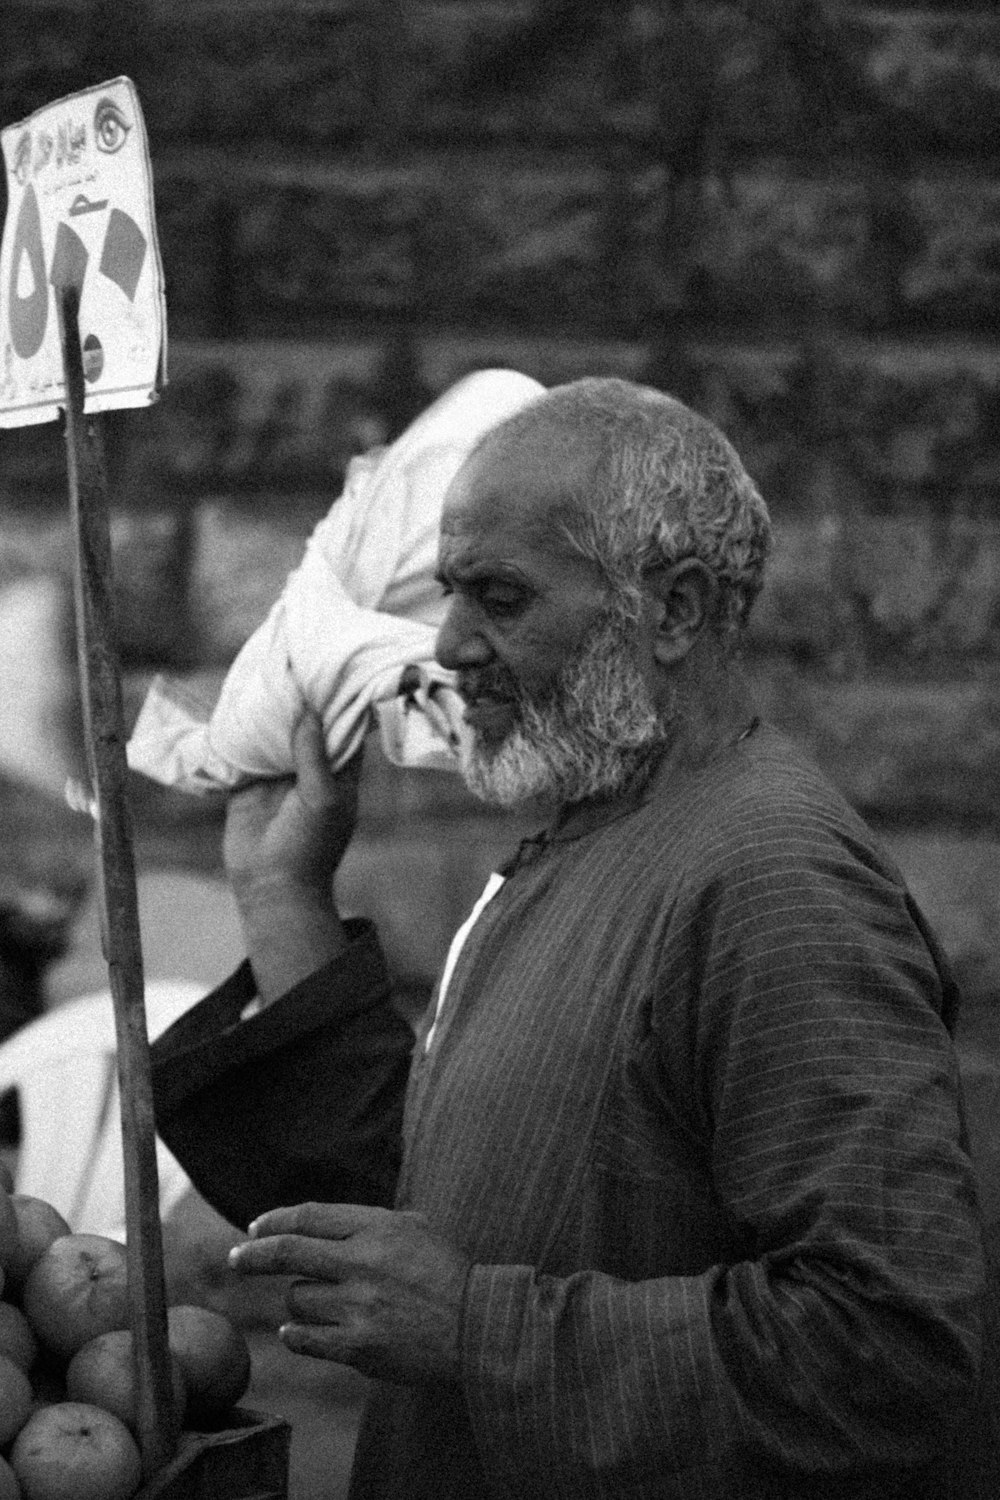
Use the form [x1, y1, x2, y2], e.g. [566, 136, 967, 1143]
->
[0, 76, 166, 427]
[94, 97, 131, 155]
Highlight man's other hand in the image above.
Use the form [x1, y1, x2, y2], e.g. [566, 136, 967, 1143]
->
[228, 1203, 471, 1386]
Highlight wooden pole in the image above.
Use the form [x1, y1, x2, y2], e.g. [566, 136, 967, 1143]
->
[56, 283, 178, 1480]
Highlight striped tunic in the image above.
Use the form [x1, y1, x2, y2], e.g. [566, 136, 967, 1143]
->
[153, 723, 991, 1498]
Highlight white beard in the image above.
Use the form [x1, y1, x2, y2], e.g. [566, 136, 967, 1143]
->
[459, 606, 671, 809]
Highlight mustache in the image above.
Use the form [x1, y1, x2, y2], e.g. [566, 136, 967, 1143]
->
[457, 666, 523, 704]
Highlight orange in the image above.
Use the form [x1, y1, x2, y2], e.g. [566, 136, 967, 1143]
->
[67, 1328, 186, 1439]
[10, 1402, 141, 1500]
[0, 1299, 37, 1372]
[0, 1454, 21, 1500]
[0, 1190, 18, 1275]
[21, 1235, 129, 1363]
[5, 1197, 71, 1299]
[167, 1304, 251, 1422]
[0, 1350, 32, 1446]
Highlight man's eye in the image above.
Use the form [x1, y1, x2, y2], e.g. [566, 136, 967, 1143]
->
[480, 589, 525, 618]
[438, 578, 526, 617]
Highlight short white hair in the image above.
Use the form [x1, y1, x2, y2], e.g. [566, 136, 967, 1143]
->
[483, 377, 771, 636]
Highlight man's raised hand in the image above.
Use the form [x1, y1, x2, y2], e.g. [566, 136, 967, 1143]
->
[223, 711, 363, 1002]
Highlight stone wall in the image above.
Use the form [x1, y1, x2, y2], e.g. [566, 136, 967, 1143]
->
[1, 2, 998, 1078]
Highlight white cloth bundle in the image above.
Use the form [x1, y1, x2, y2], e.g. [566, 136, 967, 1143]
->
[127, 368, 544, 794]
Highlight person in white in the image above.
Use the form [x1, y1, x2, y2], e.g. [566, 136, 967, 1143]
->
[127, 369, 545, 793]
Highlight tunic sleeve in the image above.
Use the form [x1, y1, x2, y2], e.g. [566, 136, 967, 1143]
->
[150, 920, 414, 1230]
[459, 813, 989, 1497]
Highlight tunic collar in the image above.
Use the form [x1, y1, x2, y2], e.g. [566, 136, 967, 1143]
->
[500, 716, 760, 873]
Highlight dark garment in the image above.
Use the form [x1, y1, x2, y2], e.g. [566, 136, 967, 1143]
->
[153, 918, 411, 1227]
[152, 724, 997, 1499]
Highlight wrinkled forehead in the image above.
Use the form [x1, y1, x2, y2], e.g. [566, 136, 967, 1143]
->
[441, 416, 602, 544]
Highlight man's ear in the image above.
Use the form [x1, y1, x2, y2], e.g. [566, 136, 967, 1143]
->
[644, 559, 719, 667]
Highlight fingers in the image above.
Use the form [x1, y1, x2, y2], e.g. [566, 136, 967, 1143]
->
[290, 710, 331, 801]
[276, 1316, 393, 1380]
[291, 711, 363, 812]
[275, 1287, 372, 1370]
[229, 1203, 392, 1280]
[249, 1202, 384, 1241]
[286, 1278, 341, 1322]
[230, 1233, 342, 1281]
[278, 1322, 358, 1363]
[227, 1207, 467, 1384]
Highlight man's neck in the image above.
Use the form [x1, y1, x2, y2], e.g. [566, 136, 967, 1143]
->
[664, 649, 758, 775]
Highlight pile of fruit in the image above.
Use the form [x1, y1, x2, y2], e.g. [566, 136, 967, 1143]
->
[0, 1164, 252, 1500]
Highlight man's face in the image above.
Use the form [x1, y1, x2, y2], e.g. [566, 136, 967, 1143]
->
[435, 428, 667, 806]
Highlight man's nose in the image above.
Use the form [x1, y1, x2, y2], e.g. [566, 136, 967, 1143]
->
[435, 600, 492, 672]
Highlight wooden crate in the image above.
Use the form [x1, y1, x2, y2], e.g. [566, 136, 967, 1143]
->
[135, 1408, 291, 1499]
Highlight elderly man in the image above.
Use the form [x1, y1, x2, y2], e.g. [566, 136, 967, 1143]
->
[152, 378, 992, 1499]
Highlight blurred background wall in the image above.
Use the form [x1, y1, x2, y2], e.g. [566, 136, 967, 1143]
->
[0, 0, 997, 1059]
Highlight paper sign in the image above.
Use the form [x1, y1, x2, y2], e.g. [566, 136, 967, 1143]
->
[0, 76, 166, 427]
